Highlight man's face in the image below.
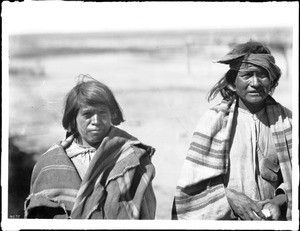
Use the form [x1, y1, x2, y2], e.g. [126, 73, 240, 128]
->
[234, 63, 271, 110]
[76, 104, 112, 148]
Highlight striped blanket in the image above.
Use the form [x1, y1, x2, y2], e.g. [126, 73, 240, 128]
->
[25, 126, 156, 219]
[172, 96, 292, 220]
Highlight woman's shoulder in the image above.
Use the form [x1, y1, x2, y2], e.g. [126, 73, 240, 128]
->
[132, 143, 155, 158]
[103, 141, 155, 187]
[110, 126, 155, 158]
[35, 141, 69, 167]
[42, 143, 63, 156]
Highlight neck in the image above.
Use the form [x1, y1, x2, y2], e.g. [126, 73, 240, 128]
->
[76, 137, 101, 149]
[238, 98, 265, 114]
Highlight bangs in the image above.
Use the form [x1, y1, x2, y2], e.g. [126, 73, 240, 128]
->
[62, 76, 125, 130]
[76, 83, 112, 110]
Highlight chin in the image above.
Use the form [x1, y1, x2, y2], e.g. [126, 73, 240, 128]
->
[246, 96, 267, 104]
[248, 100, 264, 105]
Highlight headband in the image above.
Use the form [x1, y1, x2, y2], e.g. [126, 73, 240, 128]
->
[216, 53, 281, 81]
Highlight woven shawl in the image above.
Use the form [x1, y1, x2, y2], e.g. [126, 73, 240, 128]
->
[172, 96, 292, 220]
[24, 126, 156, 219]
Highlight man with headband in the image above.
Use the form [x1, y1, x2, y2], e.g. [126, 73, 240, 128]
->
[172, 41, 292, 220]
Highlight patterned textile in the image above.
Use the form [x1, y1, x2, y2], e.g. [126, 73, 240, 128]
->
[24, 126, 156, 219]
[172, 95, 292, 220]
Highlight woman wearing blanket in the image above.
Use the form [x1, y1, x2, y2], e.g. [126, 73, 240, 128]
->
[172, 41, 292, 220]
[25, 75, 156, 219]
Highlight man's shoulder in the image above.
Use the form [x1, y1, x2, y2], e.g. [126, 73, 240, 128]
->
[198, 100, 234, 121]
[268, 98, 292, 119]
[266, 96, 292, 116]
[209, 99, 234, 114]
[280, 104, 292, 118]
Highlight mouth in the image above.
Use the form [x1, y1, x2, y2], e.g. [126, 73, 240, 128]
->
[248, 89, 265, 96]
[248, 91, 261, 96]
[88, 129, 102, 133]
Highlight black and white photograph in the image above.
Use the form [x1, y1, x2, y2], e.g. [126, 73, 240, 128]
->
[1, 1, 299, 230]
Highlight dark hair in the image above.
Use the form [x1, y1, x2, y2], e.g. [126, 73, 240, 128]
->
[207, 40, 281, 102]
[62, 75, 124, 135]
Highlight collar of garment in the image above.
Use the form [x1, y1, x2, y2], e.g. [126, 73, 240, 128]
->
[237, 105, 266, 121]
[66, 141, 96, 158]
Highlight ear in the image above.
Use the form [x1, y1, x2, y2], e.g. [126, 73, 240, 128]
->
[227, 84, 236, 92]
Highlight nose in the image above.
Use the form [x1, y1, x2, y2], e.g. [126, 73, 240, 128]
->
[250, 73, 260, 87]
[91, 113, 100, 125]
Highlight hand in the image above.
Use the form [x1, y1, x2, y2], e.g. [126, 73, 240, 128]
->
[262, 202, 281, 220]
[61, 134, 75, 148]
[225, 188, 266, 220]
[262, 194, 287, 220]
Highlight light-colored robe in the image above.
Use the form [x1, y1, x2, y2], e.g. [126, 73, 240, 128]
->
[172, 96, 292, 220]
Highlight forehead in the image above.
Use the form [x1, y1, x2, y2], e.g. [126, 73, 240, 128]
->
[238, 63, 267, 74]
[79, 104, 109, 112]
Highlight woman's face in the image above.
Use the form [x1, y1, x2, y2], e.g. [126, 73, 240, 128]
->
[76, 104, 112, 148]
[233, 63, 271, 112]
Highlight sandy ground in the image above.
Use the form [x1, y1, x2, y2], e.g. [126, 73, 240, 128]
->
[8, 49, 293, 219]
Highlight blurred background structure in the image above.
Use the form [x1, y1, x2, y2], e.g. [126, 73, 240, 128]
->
[3, 1, 297, 223]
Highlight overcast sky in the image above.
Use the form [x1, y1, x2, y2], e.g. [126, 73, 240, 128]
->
[2, 1, 299, 35]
